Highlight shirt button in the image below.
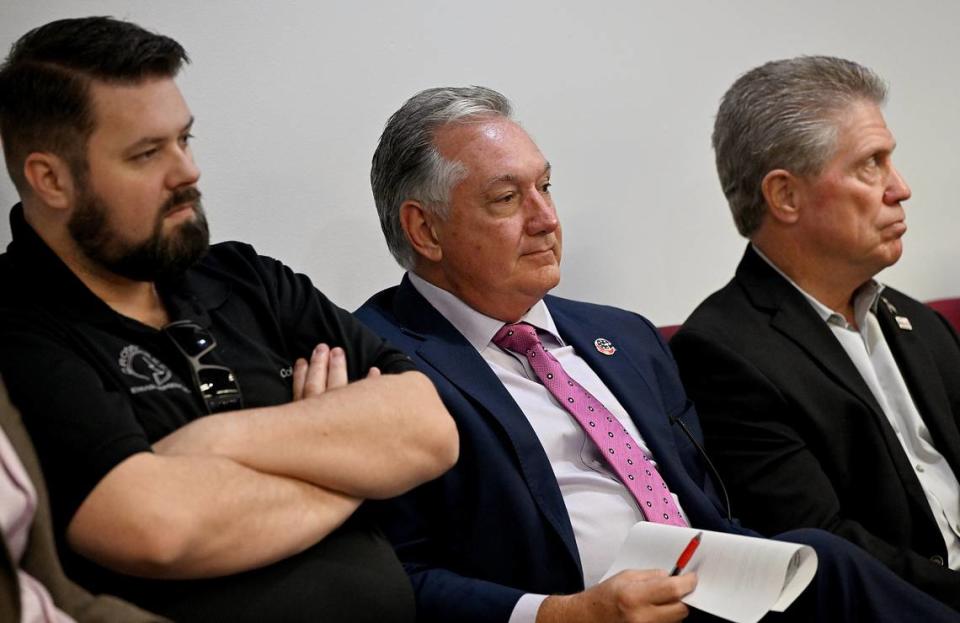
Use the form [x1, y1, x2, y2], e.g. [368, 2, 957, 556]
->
[915, 464, 925, 473]
[930, 555, 945, 566]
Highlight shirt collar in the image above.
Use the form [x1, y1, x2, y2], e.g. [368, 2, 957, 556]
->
[3, 203, 219, 329]
[407, 271, 564, 352]
[4, 203, 111, 323]
[752, 243, 884, 330]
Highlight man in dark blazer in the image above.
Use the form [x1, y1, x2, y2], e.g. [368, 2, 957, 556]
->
[0, 375, 166, 622]
[671, 56, 960, 610]
[356, 85, 960, 622]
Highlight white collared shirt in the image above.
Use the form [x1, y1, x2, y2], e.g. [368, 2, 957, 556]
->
[754, 246, 960, 569]
[408, 273, 688, 622]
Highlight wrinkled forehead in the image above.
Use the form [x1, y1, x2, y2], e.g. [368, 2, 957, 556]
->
[433, 117, 547, 180]
[829, 100, 895, 157]
[835, 100, 891, 135]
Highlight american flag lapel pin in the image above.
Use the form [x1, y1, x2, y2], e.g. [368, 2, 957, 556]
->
[594, 337, 616, 355]
[882, 297, 912, 331]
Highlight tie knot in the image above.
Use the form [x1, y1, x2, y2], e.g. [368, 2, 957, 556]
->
[493, 322, 541, 355]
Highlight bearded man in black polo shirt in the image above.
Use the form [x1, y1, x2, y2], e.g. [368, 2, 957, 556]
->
[0, 17, 457, 622]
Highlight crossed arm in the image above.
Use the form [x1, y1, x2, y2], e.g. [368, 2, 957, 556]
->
[67, 344, 458, 578]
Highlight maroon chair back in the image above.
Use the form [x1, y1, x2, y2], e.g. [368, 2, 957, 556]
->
[927, 297, 960, 333]
[659, 324, 681, 342]
[658, 299, 960, 343]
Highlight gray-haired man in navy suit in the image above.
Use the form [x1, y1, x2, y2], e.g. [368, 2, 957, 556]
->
[356, 84, 959, 622]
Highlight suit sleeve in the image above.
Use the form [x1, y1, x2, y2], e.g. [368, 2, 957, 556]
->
[928, 309, 960, 431]
[369, 488, 526, 623]
[670, 327, 960, 609]
[616, 312, 750, 535]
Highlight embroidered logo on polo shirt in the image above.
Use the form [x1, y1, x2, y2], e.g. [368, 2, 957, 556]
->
[118, 345, 190, 395]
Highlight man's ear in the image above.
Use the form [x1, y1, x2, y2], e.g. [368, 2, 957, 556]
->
[22, 152, 75, 210]
[760, 169, 801, 225]
[399, 200, 443, 263]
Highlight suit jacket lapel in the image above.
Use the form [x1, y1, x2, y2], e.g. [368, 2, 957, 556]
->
[391, 279, 581, 570]
[877, 297, 960, 470]
[548, 299, 688, 489]
[737, 247, 936, 515]
[738, 247, 887, 419]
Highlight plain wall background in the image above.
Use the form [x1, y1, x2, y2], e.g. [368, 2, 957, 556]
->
[2, 1, 957, 325]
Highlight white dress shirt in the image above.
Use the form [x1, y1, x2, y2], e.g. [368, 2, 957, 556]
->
[408, 273, 688, 623]
[755, 246, 960, 569]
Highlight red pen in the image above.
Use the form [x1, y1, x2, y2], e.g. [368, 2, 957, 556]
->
[669, 531, 703, 576]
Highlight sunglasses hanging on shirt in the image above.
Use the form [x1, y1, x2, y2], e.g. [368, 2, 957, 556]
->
[164, 320, 244, 413]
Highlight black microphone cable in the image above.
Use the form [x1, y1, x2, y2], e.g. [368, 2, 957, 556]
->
[670, 414, 733, 522]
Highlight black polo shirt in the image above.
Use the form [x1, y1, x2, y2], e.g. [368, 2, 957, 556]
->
[0, 205, 416, 621]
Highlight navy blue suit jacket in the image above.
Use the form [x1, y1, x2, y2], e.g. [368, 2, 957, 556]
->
[356, 276, 746, 622]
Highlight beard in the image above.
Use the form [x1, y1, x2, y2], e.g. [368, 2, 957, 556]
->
[68, 186, 210, 282]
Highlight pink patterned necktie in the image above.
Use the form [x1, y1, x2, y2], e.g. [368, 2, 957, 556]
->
[493, 322, 687, 526]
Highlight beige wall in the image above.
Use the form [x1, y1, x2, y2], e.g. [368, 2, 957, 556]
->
[2, 0, 957, 324]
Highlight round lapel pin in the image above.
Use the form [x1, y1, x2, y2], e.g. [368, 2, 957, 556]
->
[594, 337, 616, 355]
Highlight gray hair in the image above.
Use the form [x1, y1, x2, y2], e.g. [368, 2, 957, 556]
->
[371, 86, 513, 268]
[713, 56, 887, 237]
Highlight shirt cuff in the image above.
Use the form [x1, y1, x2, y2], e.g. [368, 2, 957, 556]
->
[508, 593, 549, 623]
